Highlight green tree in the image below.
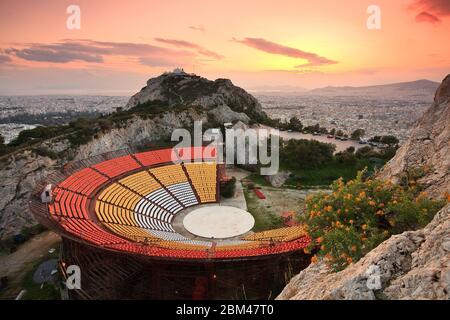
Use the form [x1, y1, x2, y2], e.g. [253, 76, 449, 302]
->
[0, 133, 7, 155]
[351, 129, 365, 140]
[98, 119, 113, 133]
[221, 177, 237, 198]
[288, 116, 303, 132]
[381, 135, 399, 145]
[281, 139, 335, 169]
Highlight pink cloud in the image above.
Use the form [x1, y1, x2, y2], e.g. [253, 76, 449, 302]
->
[154, 38, 223, 60]
[189, 25, 206, 32]
[415, 11, 441, 23]
[2, 39, 198, 67]
[410, 0, 450, 23]
[232, 37, 337, 68]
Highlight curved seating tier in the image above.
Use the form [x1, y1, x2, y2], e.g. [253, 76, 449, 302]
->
[43, 147, 310, 259]
[184, 162, 217, 203]
[242, 225, 308, 242]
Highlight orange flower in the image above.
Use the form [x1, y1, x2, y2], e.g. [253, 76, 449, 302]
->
[368, 200, 376, 206]
[379, 203, 385, 208]
[346, 257, 353, 264]
[351, 245, 357, 252]
[362, 224, 367, 230]
[376, 210, 384, 216]
[336, 221, 342, 227]
[349, 219, 354, 224]
[320, 245, 326, 251]
[337, 209, 342, 214]
[359, 191, 366, 198]
[325, 205, 333, 212]
[316, 237, 323, 244]
[311, 255, 318, 264]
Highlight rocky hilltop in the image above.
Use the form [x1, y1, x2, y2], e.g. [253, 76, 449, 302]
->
[278, 74, 450, 300]
[0, 73, 267, 239]
[125, 72, 266, 123]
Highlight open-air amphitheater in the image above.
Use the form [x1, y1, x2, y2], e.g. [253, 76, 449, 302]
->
[30, 146, 311, 299]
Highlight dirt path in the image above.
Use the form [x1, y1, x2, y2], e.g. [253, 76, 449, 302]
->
[0, 231, 61, 298]
[220, 167, 251, 210]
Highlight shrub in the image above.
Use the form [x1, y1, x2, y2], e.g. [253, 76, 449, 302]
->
[98, 118, 113, 133]
[33, 147, 59, 159]
[301, 170, 446, 271]
[221, 177, 236, 198]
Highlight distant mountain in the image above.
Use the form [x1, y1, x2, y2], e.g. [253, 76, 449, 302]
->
[307, 79, 440, 100]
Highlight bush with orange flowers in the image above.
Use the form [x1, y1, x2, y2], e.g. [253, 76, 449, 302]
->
[301, 170, 445, 271]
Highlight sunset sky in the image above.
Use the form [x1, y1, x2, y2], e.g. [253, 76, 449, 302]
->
[0, 0, 449, 94]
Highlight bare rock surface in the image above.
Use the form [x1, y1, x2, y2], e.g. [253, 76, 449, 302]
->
[377, 74, 450, 199]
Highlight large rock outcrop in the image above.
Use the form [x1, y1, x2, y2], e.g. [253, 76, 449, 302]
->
[278, 74, 450, 300]
[125, 72, 266, 123]
[0, 73, 267, 239]
[377, 74, 450, 199]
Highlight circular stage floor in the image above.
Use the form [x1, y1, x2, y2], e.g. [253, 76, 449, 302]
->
[183, 206, 255, 239]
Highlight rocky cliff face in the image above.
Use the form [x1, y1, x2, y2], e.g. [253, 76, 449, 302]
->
[278, 74, 450, 300]
[377, 74, 450, 199]
[0, 73, 266, 239]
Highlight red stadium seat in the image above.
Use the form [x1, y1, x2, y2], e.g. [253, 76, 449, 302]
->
[134, 149, 177, 167]
[92, 155, 141, 178]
